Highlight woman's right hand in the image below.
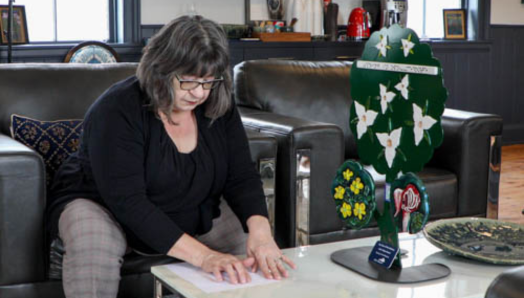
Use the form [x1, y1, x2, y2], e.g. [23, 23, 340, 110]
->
[200, 252, 255, 284]
[167, 234, 255, 284]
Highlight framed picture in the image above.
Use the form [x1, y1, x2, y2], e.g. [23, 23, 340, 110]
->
[443, 9, 466, 40]
[245, 0, 285, 25]
[0, 5, 29, 44]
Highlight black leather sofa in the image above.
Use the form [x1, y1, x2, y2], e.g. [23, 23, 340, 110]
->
[0, 63, 277, 298]
[234, 60, 504, 249]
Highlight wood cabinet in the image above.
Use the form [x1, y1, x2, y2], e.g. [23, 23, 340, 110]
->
[228, 41, 366, 67]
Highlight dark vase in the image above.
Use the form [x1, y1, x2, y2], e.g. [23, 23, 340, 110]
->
[326, 3, 338, 41]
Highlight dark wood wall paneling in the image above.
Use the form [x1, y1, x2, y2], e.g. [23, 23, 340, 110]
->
[431, 42, 492, 115]
[489, 26, 524, 145]
[141, 25, 162, 43]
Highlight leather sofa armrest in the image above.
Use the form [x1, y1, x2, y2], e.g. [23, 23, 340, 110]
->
[430, 108, 503, 217]
[239, 107, 344, 248]
[245, 129, 278, 236]
[0, 133, 46, 286]
[246, 129, 278, 162]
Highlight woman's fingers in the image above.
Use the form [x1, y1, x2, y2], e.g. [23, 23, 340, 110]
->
[204, 254, 256, 284]
[242, 256, 256, 269]
[213, 268, 223, 282]
[222, 257, 256, 284]
[246, 250, 257, 273]
[206, 251, 295, 284]
[267, 257, 282, 280]
[282, 254, 297, 269]
[257, 257, 273, 279]
[233, 261, 251, 284]
[224, 263, 239, 284]
[275, 258, 288, 278]
[253, 251, 296, 280]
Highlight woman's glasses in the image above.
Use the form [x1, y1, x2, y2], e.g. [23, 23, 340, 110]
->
[176, 75, 223, 90]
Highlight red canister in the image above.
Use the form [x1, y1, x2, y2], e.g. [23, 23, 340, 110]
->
[347, 7, 371, 40]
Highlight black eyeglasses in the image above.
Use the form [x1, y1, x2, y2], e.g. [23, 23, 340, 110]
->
[176, 75, 224, 91]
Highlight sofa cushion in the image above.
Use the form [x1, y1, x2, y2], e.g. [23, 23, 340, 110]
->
[234, 60, 357, 158]
[10, 114, 83, 187]
[0, 63, 138, 137]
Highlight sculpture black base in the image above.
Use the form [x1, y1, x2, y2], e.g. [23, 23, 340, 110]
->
[331, 246, 451, 284]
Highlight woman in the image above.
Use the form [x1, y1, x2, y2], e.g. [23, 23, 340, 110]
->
[47, 15, 295, 298]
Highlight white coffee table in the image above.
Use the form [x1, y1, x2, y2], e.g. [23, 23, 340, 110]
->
[151, 233, 514, 298]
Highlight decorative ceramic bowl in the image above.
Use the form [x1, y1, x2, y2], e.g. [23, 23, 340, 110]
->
[423, 217, 524, 265]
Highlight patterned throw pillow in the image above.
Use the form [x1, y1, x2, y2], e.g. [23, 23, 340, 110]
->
[10, 114, 83, 187]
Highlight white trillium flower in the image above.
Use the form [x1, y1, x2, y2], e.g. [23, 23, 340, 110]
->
[376, 128, 402, 168]
[375, 36, 388, 57]
[378, 84, 396, 114]
[354, 101, 378, 139]
[412, 104, 437, 146]
[401, 38, 415, 57]
[395, 75, 409, 100]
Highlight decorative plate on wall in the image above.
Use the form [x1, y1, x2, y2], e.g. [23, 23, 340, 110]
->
[64, 41, 120, 64]
[424, 217, 524, 265]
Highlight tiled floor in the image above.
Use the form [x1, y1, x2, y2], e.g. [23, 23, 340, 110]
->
[498, 144, 524, 224]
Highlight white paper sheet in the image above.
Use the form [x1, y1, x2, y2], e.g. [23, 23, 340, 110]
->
[165, 263, 279, 293]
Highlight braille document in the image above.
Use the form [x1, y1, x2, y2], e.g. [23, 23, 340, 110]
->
[165, 262, 279, 293]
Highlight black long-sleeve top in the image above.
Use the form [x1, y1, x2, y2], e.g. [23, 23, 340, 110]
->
[47, 76, 268, 254]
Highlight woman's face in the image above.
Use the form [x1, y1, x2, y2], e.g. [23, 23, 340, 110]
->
[171, 74, 215, 113]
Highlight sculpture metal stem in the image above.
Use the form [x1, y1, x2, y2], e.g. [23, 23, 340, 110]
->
[374, 182, 401, 267]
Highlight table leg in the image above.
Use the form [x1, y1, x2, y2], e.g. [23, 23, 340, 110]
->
[154, 277, 163, 298]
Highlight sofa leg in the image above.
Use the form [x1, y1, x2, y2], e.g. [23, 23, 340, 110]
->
[487, 135, 502, 219]
[295, 149, 311, 247]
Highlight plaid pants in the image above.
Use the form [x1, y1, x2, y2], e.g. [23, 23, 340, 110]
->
[58, 198, 248, 298]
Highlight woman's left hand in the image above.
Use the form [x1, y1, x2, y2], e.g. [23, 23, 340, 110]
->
[246, 216, 296, 280]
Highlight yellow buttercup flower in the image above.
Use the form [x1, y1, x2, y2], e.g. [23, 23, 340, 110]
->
[343, 169, 353, 181]
[350, 177, 364, 194]
[354, 202, 366, 220]
[334, 186, 345, 199]
[341, 202, 352, 218]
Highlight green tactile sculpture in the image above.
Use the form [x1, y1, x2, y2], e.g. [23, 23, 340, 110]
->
[332, 160, 376, 230]
[350, 24, 447, 182]
[332, 24, 447, 270]
[390, 172, 429, 234]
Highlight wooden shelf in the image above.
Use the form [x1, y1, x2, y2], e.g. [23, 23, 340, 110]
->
[252, 32, 311, 42]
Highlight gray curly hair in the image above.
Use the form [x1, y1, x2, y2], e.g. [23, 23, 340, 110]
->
[137, 15, 231, 123]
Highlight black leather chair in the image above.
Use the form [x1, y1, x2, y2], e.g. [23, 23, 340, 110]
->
[0, 63, 277, 298]
[234, 59, 503, 249]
